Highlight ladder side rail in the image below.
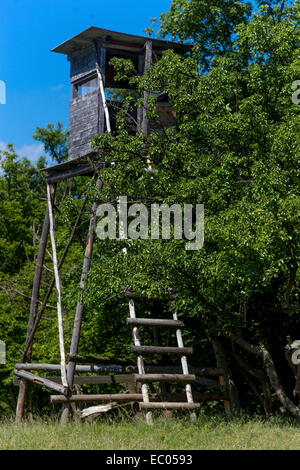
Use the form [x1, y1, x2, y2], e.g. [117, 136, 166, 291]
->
[129, 299, 153, 425]
[173, 312, 196, 421]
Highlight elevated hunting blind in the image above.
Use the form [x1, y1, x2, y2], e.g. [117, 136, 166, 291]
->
[14, 27, 228, 424]
[52, 26, 182, 160]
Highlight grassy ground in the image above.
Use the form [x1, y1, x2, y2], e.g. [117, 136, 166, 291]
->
[0, 413, 300, 450]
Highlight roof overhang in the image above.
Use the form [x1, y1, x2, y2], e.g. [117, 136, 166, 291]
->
[51, 26, 192, 55]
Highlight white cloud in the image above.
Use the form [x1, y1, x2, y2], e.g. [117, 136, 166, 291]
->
[16, 143, 44, 163]
[0, 141, 45, 163]
[0, 141, 7, 151]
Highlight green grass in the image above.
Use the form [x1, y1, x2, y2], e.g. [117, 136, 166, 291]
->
[0, 414, 300, 450]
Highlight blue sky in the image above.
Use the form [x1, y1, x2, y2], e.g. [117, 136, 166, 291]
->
[0, 0, 172, 164]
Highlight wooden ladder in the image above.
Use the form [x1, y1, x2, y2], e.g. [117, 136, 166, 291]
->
[97, 55, 199, 424]
[127, 299, 199, 424]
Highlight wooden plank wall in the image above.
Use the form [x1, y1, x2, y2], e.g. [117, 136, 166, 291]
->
[69, 89, 103, 160]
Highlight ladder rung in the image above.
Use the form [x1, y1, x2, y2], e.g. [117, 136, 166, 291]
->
[139, 402, 200, 410]
[131, 346, 193, 355]
[50, 391, 225, 403]
[126, 318, 184, 328]
[134, 374, 195, 383]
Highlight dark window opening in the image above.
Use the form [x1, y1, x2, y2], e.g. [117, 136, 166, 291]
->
[73, 76, 99, 98]
[78, 76, 99, 96]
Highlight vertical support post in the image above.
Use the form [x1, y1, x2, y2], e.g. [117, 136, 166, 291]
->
[209, 336, 238, 415]
[95, 44, 109, 134]
[142, 40, 153, 137]
[173, 312, 196, 422]
[219, 374, 231, 415]
[61, 180, 102, 423]
[129, 299, 153, 425]
[100, 46, 107, 134]
[137, 54, 144, 132]
[71, 84, 78, 99]
[96, 63, 111, 133]
[47, 183, 68, 388]
[15, 189, 53, 423]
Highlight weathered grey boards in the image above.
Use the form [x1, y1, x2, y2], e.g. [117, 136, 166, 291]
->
[51, 26, 189, 161]
[69, 90, 103, 160]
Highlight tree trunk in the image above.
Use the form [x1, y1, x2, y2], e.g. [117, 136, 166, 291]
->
[220, 329, 300, 419]
[208, 334, 240, 416]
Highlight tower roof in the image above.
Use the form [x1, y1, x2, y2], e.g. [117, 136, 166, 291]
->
[52, 26, 191, 55]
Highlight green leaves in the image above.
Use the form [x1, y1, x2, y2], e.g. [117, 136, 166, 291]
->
[89, 0, 300, 338]
[0, 145, 44, 274]
[33, 122, 68, 164]
[159, 0, 252, 68]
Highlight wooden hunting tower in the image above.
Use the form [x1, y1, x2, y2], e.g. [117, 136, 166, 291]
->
[51, 27, 185, 161]
[14, 28, 227, 424]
